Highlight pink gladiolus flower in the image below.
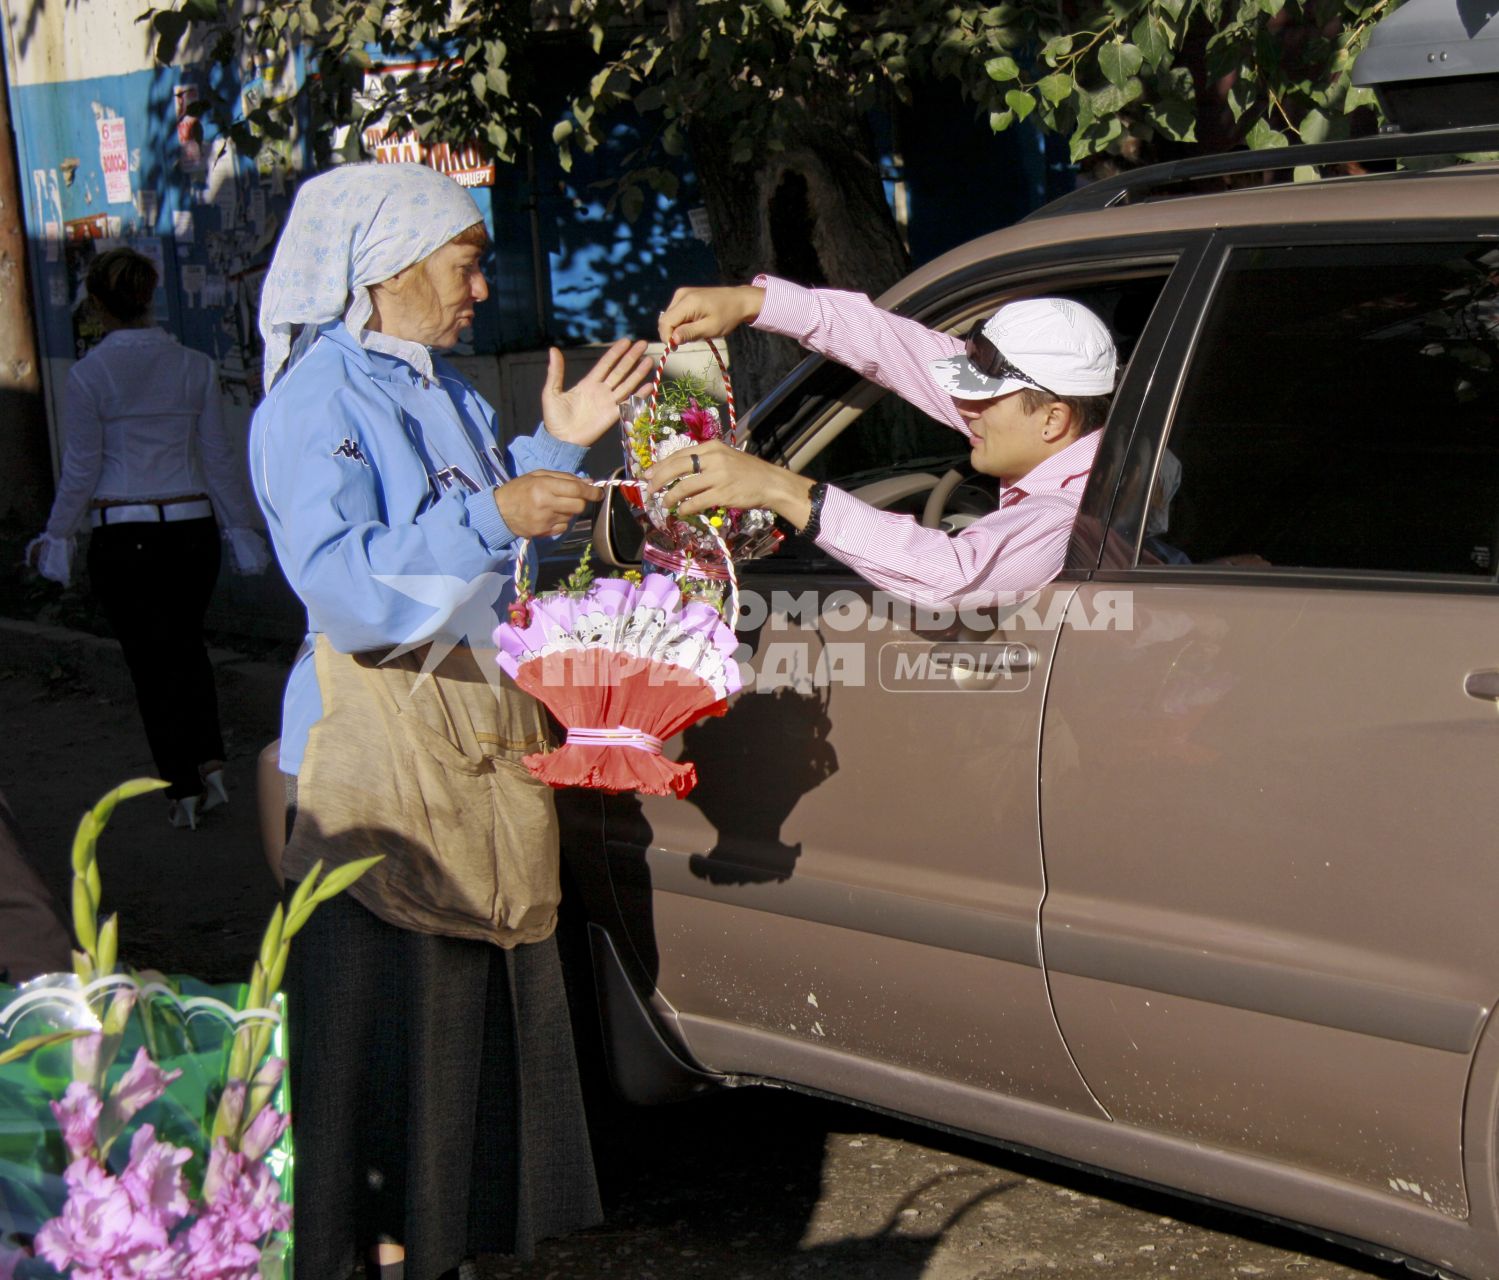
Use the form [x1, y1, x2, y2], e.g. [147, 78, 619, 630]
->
[177, 1210, 262, 1280]
[35, 1157, 166, 1272]
[121, 1125, 191, 1229]
[679, 399, 719, 443]
[239, 1104, 289, 1164]
[51, 1081, 103, 1159]
[0, 1244, 24, 1280]
[200, 1139, 291, 1240]
[108, 1049, 181, 1127]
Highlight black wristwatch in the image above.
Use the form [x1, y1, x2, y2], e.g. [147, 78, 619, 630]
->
[797, 482, 830, 540]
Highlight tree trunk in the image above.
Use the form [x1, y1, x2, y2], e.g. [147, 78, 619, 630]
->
[0, 49, 52, 524]
[686, 102, 911, 408]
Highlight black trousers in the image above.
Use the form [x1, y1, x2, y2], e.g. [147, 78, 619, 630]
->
[87, 516, 225, 799]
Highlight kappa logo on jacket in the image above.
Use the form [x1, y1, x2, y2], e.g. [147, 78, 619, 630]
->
[332, 438, 370, 466]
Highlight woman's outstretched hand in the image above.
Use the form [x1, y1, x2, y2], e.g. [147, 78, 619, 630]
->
[542, 338, 652, 447]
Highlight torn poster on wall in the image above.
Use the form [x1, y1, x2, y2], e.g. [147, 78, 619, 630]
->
[97, 117, 131, 204]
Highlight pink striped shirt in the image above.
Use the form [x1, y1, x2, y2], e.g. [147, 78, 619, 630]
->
[752, 276, 1100, 611]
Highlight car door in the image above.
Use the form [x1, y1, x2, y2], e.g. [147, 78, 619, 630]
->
[592, 253, 1198, 1118]
[1039, 231, 1499, 1221]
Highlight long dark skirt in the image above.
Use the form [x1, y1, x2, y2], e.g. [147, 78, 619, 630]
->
[285, 887, 602, 1280]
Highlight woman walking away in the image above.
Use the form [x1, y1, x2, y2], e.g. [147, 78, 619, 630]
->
[249, 162, 650, 1280]
[27, 247, 270, 829]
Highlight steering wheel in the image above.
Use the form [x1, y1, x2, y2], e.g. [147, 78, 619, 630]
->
[920, 467, 993, 530]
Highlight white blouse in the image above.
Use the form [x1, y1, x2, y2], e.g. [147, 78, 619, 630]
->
[43, 327, 262, 539]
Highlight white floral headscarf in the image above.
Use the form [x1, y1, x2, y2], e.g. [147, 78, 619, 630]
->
[259, 162, 483, 390]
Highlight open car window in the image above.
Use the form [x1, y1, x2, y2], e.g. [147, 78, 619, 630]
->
[753, 269, 1176, 564]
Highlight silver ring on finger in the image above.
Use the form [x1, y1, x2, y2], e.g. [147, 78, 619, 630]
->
[690, 453, 702, 476]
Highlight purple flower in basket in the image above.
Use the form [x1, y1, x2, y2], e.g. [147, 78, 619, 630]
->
[51, 1082, 103, 1159]
[100, 1050, 181, 1147]
[35, 1153, 170, 1276]
[176, 1208, 264, 1280]
[190, 1137, 292, 1275]
[679, 399, 719, 443]
[121, 1126, 192, 1227]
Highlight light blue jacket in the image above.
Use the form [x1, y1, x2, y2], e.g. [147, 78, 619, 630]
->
[249, 324, 586, 773]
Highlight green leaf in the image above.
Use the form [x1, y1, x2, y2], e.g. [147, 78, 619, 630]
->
[151, 5, 188, 59]
[1089, 75, 1144, 117]
[662, 121, 686, 156]
[985, 54, 1020, 81]
[1040, 34, 1073, 65]
[619, 183, 645, 222]
[1069, 116, 1124, 163]
[1005, 88, 1036, 121]
[1098, 41, 1143, 87]
[486, 65, 510, 97]
[635, 84, 666, 112]
[552, 119, 573, 145]
[182, 0, 218, 18]
[1037, 72, 1073, 104]
[1133, 13, 1172, 66]
[1145, 98, 1198, 142]
[988, 108, 1016, 131]
[1245, 116, 1291, 149]
[1299, 106, 1331, 144]
[1344, 83, 1377, 113]
[471, 70, 487, 101]
[1160, 0, 1190, 19]
[1227, 72, 1256, 121]
[0, 1029, 87, 1067]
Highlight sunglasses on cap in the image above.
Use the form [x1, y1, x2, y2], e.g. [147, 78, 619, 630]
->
[964, 318, 1053, 396]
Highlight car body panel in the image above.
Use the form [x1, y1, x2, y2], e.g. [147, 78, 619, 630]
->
[1040, 582, 1499, 1215]
[598, 573, 1103, 1111]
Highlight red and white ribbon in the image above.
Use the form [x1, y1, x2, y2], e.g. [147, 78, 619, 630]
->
[565, 726, 665, 754]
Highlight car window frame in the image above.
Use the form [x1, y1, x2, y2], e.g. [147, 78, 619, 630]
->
[738, 235, 1214, 584]
[1093, 220, 1499, 594]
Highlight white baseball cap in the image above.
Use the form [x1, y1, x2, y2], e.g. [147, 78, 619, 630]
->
[929, 297, 1117, 401]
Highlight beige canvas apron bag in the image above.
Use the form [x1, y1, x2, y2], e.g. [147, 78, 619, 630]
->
[282, 636, 560, 946]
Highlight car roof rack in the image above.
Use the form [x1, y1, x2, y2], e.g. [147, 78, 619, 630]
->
[1024, 122, 1499, 221]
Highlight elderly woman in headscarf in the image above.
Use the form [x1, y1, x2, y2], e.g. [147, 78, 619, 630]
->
[248, 163, 649, 1280]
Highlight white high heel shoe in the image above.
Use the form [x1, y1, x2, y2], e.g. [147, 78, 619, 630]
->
[201, 768, 229, 813]
[167, 795, 201, 830]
